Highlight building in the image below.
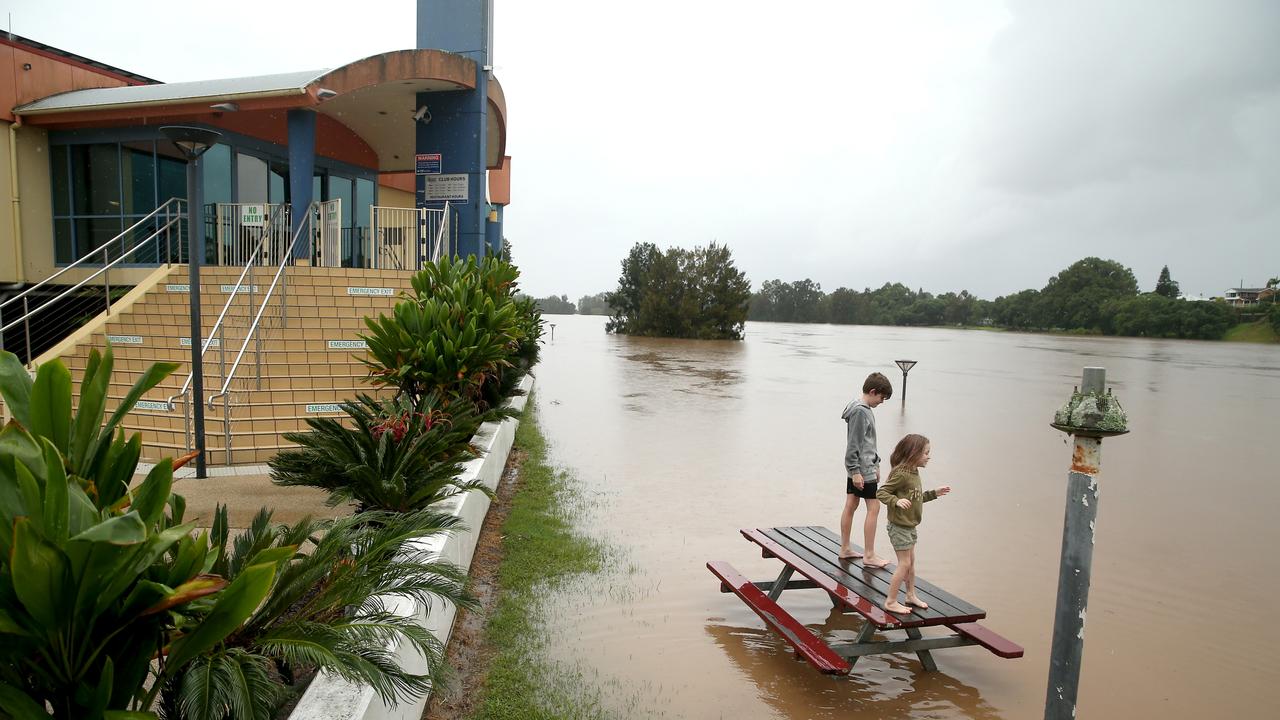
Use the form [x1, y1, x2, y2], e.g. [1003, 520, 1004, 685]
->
[1224, 288, 1267, 307]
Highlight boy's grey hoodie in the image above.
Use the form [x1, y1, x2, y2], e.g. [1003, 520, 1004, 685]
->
[842, 400, 879, 482]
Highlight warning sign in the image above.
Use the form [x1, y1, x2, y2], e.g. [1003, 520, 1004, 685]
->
[415, 153, 442, 175]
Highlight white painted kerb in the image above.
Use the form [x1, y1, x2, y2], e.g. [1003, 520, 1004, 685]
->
[288, 375, 533, 720]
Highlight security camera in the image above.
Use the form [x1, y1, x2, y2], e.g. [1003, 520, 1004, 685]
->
[413, 106, 432, 124]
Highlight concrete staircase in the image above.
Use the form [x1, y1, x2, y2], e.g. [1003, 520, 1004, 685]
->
[59, 264, 414, 465]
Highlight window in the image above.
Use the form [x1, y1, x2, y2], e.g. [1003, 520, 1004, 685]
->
[236, 152, 268, 205]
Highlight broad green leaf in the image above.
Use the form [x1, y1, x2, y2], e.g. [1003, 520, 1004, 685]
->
[91, 522, 196, 620]
[87, 657, 114, 719]
[163, 561, 276, 671]
[0, 421, 44, 482]
[0, 608, 29, 636]
[11, 517, 70, 629]
[101, 361, 179, 443]
[40, 439, 69, 544]
[94, 432, 140, 509]
[245, 544, 297, 569]
[130, 458, 172, 526]
[29, 360, 72, 454]
[0, 351, 33, 429]
[70, 347, 113, 476]
[0, 680, 48, 720]
[14, 461, 43, 535]
[70, 512, 147, 545]
[103, 712, 159, 720]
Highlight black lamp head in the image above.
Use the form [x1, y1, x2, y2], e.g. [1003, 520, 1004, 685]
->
[159, 126, 222, 160]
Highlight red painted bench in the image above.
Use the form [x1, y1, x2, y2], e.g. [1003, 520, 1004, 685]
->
[707, 560, 850, 675]
[708, 526, 1024, 674]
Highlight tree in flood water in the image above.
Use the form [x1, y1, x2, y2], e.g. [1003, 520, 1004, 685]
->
[605, 242, 751, 339]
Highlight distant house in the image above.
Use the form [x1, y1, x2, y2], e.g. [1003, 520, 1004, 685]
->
[1224, 288, 1268, 306]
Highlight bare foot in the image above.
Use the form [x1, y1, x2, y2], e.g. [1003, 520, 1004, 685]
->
[884, 600, 912, 614]
[905, 596, 929, 610]
[862, 555, 890, 568]
[838, 547, 863, 559]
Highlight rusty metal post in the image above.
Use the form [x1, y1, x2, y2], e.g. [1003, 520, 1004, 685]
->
[1045, 366, 1127, 720]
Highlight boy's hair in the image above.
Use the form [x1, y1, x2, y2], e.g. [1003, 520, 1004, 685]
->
[890, 434, 930, 469]
[863, 372, 893, 399]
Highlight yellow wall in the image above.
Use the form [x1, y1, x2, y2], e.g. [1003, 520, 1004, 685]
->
[379, 185, 415, 209]
[0, 123, 154, 287]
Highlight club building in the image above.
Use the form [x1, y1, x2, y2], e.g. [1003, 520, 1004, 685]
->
[0, 1, 513, 468]
[0, 9, 510, 287]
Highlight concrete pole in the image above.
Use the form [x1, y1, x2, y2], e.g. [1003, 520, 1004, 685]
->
[1045, 367, 1107, 719]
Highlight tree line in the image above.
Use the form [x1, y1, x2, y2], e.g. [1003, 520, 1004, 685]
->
[749, 258, 1241, 340]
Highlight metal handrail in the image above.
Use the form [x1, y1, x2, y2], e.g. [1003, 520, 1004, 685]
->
[431, 201, 452, 263]
[207, 203, 316, 463]
[0, 198, 185, 319]
[0, 201, 185, 362]
[165, 202, 289, 412]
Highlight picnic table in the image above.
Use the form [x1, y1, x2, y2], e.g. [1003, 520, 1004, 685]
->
[708, 526, 1023, 675]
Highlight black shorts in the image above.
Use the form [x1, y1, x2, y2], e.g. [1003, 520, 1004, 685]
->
[846, 476, 878, 500]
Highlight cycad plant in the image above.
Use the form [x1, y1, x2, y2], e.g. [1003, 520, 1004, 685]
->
[269, 393, 494, 513]
[159, 506, 476, 720]
[0, 348, 276, 719]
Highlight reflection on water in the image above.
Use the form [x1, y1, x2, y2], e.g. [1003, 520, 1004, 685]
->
[706, 609, 1005, 719]
[531, 316, 1280, 719]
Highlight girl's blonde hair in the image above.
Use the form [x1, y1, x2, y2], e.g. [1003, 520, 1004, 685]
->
[890, 433, 930, 470]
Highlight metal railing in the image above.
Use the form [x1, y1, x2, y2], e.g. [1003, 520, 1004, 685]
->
[166, 203, 290, 453]
[207, 202, 317, 465]
[368, 203, 454, 270]
[0, 198, 185, 365]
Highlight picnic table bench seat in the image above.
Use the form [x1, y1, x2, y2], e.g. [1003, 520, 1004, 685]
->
[708, 526, 1023, 675]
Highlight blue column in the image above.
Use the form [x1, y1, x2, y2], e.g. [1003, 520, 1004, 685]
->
[287, 109, 316, 257]
[416, 0, 492, 259]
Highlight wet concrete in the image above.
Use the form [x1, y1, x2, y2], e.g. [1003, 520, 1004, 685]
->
[171, 473, 351, 528]
[528, 315, 1280, 719]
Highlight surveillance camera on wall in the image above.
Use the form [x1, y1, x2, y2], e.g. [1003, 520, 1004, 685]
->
[413, 106, 432, 124]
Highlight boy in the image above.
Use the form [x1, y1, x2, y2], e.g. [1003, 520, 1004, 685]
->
[839, 372, 892, 566]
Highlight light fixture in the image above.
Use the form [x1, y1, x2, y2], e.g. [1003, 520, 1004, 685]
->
[316, 88, 338, 99]
[894, 359, 918, 401]
[209, 102, 239, 112]
[159, 125, 221, 160]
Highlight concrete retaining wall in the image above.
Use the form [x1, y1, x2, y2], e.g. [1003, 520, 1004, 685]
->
[287, 375, 533, 720]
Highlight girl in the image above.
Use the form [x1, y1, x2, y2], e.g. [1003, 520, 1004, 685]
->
[875, 434, 951, 614]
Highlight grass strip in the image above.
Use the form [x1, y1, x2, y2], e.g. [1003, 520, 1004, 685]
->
[469, 394, 609, 720]
[1224, 320, 1279, 343]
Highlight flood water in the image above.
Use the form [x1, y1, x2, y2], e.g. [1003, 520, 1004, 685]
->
[529, 315, 1279, 719]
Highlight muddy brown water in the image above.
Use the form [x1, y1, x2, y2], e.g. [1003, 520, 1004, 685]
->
[529, 315, 1279, 719]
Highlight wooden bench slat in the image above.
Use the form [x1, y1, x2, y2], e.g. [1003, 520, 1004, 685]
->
[762, 525, 962, 625]
[786, 526, 981, 620]
[740, 529, 902, 628]
[948, 622, 1025, 659]
[806, 525, 987, 618]
[707, 561, 851, 675]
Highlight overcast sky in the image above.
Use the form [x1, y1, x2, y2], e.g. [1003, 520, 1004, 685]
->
[9, 0, 1278, 300]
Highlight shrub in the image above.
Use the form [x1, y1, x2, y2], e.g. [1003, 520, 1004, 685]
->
[0, 348, 274, 718]
[158, 507, 475, 720]
[269, 393, 492, 514]
[361, 256, 524, 407]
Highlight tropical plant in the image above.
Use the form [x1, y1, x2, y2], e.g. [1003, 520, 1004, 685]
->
[269, 393, 492, 513]
[0, 348, 275, 719]
[158, 506, 476, 720]
[360, 256, 523, 406]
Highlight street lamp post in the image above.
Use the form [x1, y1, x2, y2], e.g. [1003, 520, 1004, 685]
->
[894, 359, 917, 400]
[160, 126, 222, 479]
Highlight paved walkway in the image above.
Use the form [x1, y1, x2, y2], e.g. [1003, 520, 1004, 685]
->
[171, 472, 353, 528]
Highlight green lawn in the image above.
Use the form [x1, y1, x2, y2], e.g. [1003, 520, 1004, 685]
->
[1223, 320, 1280, 343]
[469, 395, 609, 720]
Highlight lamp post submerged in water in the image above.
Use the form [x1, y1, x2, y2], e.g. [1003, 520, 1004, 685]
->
[1045, 367, 1128, 719]
[895, 359, 917, 400]
[160, 126, 222, 479]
